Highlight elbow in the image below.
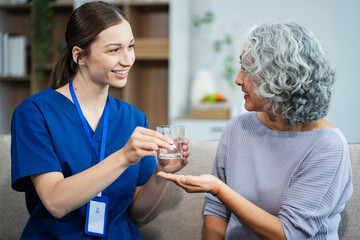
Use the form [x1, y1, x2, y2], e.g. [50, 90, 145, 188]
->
[132, 216, 147, 223]
[49, 209, 67, 219]
[42, 199, 68, 219]
[129, 213, 148, 223]
[128, 209, 149, 223]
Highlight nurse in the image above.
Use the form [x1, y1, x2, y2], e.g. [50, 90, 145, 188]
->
[11, 1, 189, 239]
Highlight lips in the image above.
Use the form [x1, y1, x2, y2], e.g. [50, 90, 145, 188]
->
[243, 91, 249, 100]
[112, 70, 127, 75]
[112, 70, 128, 79]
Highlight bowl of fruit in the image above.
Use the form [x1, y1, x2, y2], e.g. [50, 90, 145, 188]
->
[192, 93, 230, 119]
[201, 93, 227, 103]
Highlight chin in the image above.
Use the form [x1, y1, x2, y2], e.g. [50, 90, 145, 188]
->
[244, 103, 253, 112]
[111, 78, 127, 89]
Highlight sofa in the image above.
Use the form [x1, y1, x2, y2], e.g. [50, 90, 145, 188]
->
[0, 134, 359, 239]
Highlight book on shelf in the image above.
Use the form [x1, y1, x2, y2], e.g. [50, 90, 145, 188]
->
[0, 31, 28, 78]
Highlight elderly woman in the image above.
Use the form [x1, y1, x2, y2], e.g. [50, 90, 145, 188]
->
[158, 21, 353, 240]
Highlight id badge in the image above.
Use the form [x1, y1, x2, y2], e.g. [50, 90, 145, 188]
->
[85, 195, 109, 237]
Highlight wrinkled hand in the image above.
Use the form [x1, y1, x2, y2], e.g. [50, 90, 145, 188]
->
[157, 138, 190, 173]
[156, 172, 222, 196]
[120, 127, 173, 166]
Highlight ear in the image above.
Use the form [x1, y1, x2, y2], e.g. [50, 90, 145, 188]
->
[72, 46, 86, 66]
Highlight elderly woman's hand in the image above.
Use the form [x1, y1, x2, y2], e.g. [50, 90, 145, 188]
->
[156, 138, 190, 173]
[156, 172, 223, 196]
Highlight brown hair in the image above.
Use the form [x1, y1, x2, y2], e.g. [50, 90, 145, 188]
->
[48, 1, 128, 89]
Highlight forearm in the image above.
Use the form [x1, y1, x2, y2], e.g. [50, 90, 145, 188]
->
[32, 151, 129, 218]
[128, 166, 168, 222]
[215, 181, 286, 240]
[204, 215, 227, 240]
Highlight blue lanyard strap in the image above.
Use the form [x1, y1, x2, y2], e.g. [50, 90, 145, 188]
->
[69, 80, 109, 162]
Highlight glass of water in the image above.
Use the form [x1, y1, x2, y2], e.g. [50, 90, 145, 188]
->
[155, 125, 185, 159]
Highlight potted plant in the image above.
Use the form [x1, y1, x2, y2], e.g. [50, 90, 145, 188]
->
[32, 0, 53, 80]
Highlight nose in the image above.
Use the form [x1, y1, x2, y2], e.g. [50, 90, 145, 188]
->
[119, 50, 135, 67]
[235, 71, 243, 86]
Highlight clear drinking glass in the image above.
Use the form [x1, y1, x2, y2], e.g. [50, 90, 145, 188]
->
[155, 125, 185, 159]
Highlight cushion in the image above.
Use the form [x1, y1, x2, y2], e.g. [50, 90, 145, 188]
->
[338, 143, 360, 239]
[137, 140, 219, 240]
[0, 134, 28, 239]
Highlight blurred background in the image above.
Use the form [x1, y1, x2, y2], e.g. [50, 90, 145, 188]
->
[1, 0, 359, 142]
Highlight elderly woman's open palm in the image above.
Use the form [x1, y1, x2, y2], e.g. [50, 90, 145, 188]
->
[157, 172, 223, 196]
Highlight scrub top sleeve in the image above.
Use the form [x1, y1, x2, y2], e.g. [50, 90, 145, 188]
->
[137, 116, 157, 186]
[11, 102, 62, 192]
[278, 137, 352, 239]
[137, 156, 157, 186]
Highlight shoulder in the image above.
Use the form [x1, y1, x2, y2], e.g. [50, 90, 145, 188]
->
[109, 96, 148, 125]
[312, 128, 348, 152]
[223, 112, 257, 135]
[226, 112, 254, 127]
[303, 128, 350, 170]
[11, 88, 64, 132]
[218, 112, 256, 144]
[110, 96, 145, 117]
[14, 88, 56, 114]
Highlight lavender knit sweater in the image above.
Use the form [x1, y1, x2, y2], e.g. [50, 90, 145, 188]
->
[204, 112, 353, 240]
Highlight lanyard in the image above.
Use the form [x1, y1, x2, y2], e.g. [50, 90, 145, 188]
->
[69, 81, 109, 197]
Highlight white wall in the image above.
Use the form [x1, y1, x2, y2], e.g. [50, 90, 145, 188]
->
[170, 0, 360, 142]
[169, 0, 191, 121]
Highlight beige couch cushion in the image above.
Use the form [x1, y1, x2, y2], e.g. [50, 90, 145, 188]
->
[1, 135, 358, 239]
[137, 140, 219, 239]
[0, 135, 28, 240]
[338, 143, 360, 239]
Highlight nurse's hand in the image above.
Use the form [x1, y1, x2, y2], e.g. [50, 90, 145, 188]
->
[157, 138, 189, 173]
[156, 172, 222, 196]
[120, 127, 173, 166]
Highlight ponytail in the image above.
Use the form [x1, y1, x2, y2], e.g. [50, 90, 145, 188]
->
[48, 47, 77, 89]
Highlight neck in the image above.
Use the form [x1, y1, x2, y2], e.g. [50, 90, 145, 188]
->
[70, 75, 109, 131]
[72, 75, 109, 109]
[256, 112, 326, 132]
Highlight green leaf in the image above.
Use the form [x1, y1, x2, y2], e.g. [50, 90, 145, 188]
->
[204, 11, 215, 23]
[214, 40, 222, 52]
[193, 17, 202, 27]
[192, 11, 215, 27]
[224, 34, 232, 45]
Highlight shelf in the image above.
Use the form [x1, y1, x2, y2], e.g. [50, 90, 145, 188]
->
[49, 2, 73, 9]
[0, 3, 32, 9]
[0, 76, 30, 82]
[0, 0, 170, 131]
[126, 1, 169, 7]
[128, 2, 169, 38]
[135, 38, 168, 60]
[173, 118, 228, 141]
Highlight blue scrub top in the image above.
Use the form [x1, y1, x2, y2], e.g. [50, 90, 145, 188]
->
[11, 88, 157, 239]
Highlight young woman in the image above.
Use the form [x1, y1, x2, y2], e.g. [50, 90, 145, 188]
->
[11, 1, 189, 239]
[158, 21, 353, 240]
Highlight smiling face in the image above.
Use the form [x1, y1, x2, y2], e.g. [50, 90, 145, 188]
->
[79, 21, 135, 88]
[235, 54, 267, 112]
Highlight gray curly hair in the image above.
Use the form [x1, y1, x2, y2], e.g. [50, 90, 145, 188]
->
[241, 21, 335, 126]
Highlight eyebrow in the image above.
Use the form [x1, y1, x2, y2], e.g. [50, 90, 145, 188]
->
[104, 38, 135, 48]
